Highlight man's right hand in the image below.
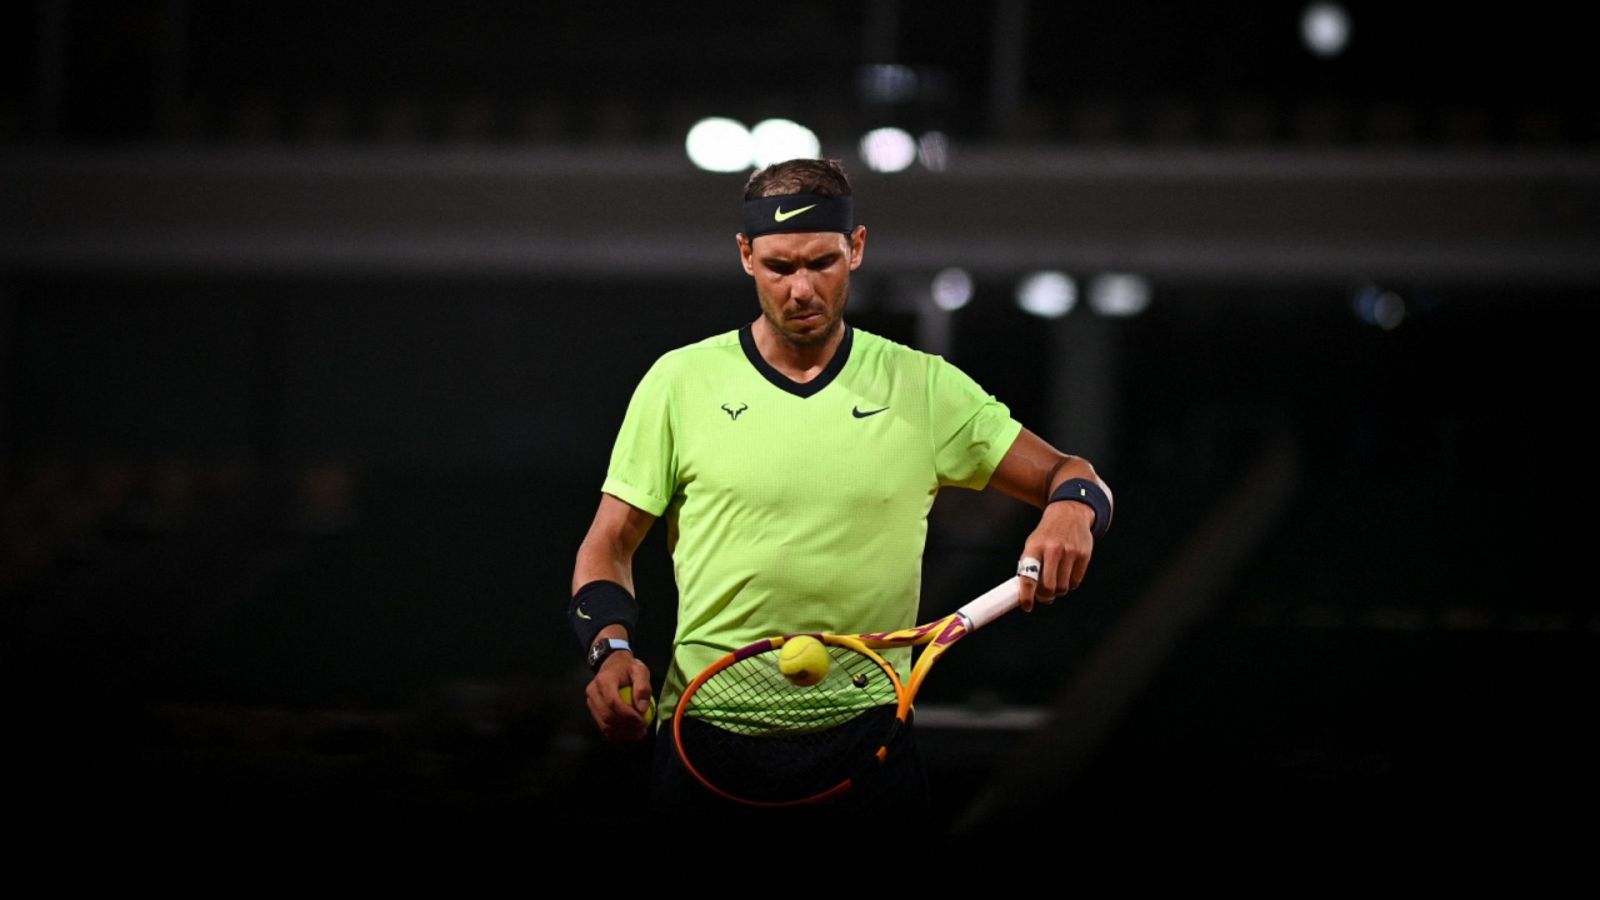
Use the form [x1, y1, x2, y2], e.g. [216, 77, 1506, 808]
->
[585, 652, 654, 742]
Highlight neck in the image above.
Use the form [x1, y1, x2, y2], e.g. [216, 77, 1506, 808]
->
[751, 316, 846, 383]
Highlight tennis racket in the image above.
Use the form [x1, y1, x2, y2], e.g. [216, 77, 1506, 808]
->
[671, 576, 1023, 806]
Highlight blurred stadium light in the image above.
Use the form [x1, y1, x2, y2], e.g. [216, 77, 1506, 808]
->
[931, 267, 975, 311]
[1088, 273, 1152, 318]
[750, 118, 821, 168]
[1016, 271, 1077, 318]
[685, 116, 753, 173]
[1302, 3, 1353, 58]
[860, 126, 918, 172]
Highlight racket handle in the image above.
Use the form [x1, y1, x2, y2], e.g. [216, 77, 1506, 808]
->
[956, 578, 1023, 631]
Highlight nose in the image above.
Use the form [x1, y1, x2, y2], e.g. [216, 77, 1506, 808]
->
[789, 271, 816, 301]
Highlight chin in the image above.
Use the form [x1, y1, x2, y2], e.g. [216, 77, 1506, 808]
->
[784, 321, 839, 347]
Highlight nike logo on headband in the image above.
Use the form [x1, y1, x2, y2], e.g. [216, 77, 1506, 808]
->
[773, 204, 817, 222]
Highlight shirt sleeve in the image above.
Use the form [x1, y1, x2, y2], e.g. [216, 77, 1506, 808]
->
[600, 356, 678, 516]
[927, 354, 1023, 491]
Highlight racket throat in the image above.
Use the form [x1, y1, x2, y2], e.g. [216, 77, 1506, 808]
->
[850, 711, 912, 792]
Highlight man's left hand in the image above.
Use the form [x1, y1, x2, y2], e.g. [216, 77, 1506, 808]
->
[1017, 498, 1096, 611]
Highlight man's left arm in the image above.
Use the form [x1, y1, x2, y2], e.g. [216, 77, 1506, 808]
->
[986, 428, 1113, 611]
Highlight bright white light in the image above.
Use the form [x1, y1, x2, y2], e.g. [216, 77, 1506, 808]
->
[1088, 273, 1152, 317]
[860, 127, 917, 173]
[918, 131, 950, 171]
[750, 118, 821, 168]
[1016, 272, 1077, 318]
[931, 268, 974, 311]
[1301, 3, 1351, 58]
[686, 117, 755, 172]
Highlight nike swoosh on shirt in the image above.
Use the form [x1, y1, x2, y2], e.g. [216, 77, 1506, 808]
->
[852, 406, 890, 418]
[774, 204, 817, 222]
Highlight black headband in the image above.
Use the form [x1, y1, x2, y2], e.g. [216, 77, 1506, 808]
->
[741, 193, 855, 241]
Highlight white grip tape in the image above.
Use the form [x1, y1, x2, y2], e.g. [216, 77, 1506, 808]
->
[956, 578, 1023, 632]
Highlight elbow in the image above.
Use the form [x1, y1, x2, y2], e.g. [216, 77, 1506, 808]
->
[1049, 454, 1104, 490]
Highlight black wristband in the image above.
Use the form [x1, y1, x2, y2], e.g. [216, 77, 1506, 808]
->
[569, 580, 639, 653]
[1049, 478, 1112, 538]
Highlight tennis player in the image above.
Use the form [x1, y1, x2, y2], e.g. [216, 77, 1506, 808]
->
[569, 158, 1112, 815]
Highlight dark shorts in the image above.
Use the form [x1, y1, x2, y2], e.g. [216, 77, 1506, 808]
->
[649, 706, 932, 841]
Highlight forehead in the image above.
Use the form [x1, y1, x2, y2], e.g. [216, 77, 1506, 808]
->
[748, 230, 851, 261]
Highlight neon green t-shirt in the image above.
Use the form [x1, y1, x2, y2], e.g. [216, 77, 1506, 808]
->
[601, 324, 1022, 718]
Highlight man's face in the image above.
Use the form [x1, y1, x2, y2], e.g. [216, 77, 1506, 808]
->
[739, 226, 867, 348]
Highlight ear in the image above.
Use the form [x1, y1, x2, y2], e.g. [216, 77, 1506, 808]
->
[736, 233, 755, 276]
[847, 225, 867, 271]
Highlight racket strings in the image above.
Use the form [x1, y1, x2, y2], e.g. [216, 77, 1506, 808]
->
[683, 644, 893, 733]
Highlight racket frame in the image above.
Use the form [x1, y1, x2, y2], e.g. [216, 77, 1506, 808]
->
[672, 577, 1024, 806]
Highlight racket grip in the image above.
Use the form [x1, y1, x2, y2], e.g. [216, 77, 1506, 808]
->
[957, 578, 1023, 631]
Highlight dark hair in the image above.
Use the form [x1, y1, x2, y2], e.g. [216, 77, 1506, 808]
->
[743, 158, 853, 200]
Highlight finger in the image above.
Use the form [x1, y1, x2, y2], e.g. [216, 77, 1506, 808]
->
[616, 684, 647, 741]
[1046, 549, 1084, 599]
[1055, 545, 1076, 598]
[599, 702, 644, 743]
[629, 666, 653, 714]
[587, 688, 622, 737]
[586, 679, 614, 720]
[1026, 545, 1053, 603]
[610, 685, 644, 722]
[1067, 548, 1090, 592]
[588, 675, 644, 739]
[1016, 555, 1042, 612]
[1043, 545, 1070, 602]
[609, 696, 646, 742]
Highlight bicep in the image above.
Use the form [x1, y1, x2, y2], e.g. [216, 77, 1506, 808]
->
[584, 493, 656, 558]
[573, 493, 657, 592]
[988, 427, 1075, 508]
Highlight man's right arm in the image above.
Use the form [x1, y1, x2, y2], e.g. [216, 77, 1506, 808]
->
[573, 493, 658, 742]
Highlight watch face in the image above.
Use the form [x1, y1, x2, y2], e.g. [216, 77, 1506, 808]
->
[589, 638, 626, 670]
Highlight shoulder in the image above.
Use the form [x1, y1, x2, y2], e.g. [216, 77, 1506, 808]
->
[674, 329, 743, 355]
[849, 326, 966, 380]
[639, 329, 744, 378]
[658, 329, 742, 362]
[850, 326, 911, 356]
[852, 327, 1001, 409]
[849, 326, 937, 368]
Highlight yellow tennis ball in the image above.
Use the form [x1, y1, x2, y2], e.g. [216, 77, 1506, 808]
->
[778, 635, 830, 687]
[618, 684, 656, 728]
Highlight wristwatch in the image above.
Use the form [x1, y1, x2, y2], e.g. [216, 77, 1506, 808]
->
[587, 637, 632, 672]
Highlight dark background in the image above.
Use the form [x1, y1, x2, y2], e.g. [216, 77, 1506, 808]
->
[2, 1, 1595, 857]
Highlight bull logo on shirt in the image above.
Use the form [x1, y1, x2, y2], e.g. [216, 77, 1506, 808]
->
[721, 403, 748, 421]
